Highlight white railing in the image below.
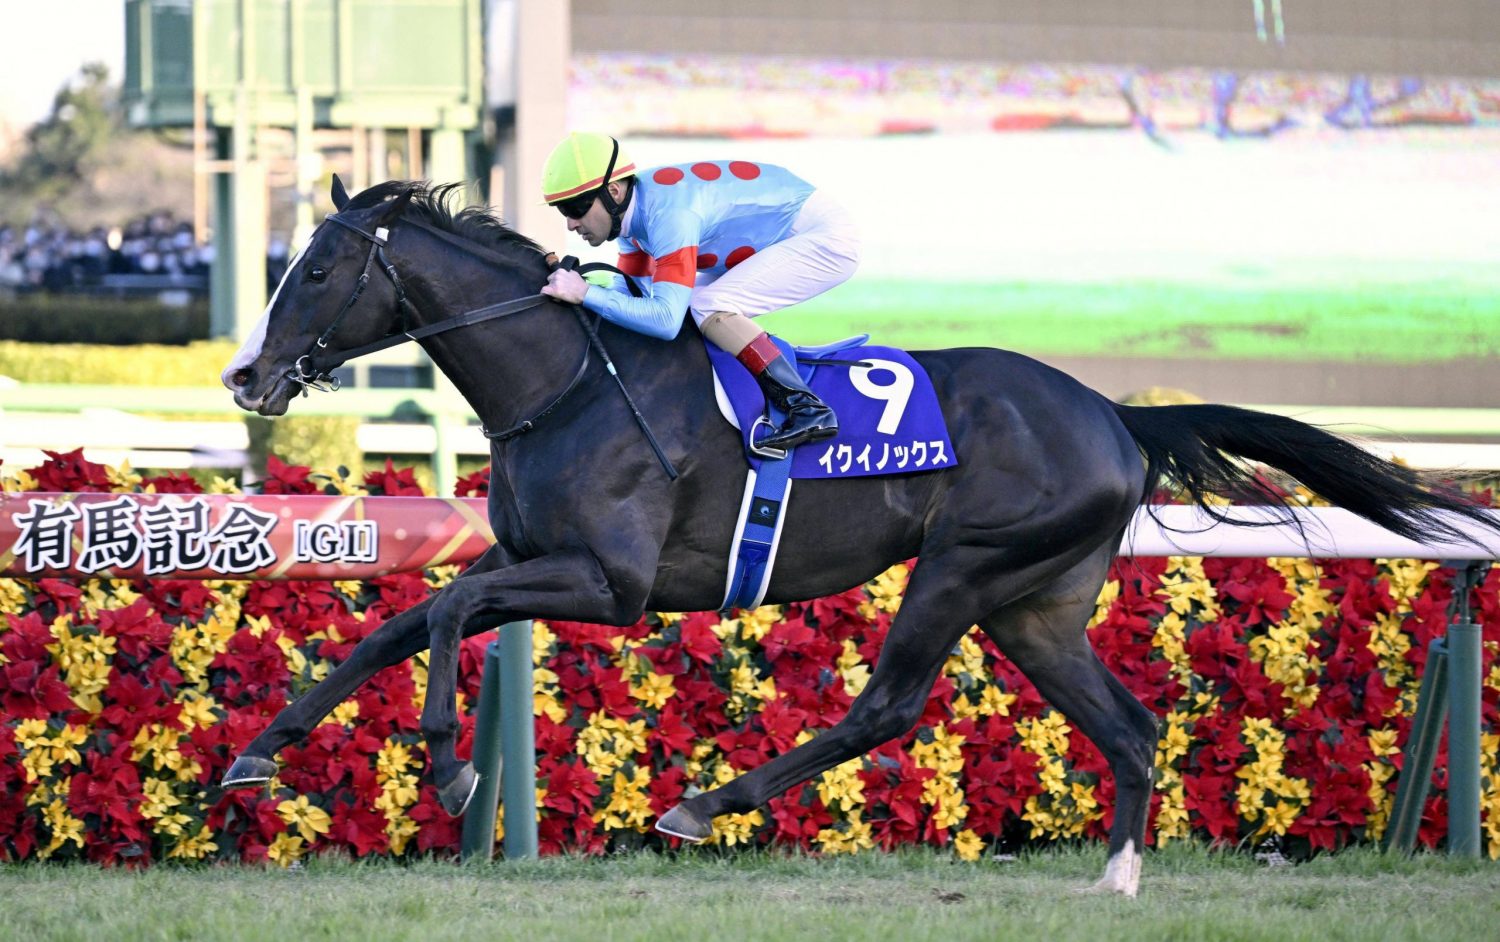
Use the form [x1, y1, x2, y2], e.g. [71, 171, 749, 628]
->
[1124, 505, 1500, 559]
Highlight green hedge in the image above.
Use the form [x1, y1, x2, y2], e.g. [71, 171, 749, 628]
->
[0, 295, 210, 345]
[0, 339, 358, 477]
[0, 338, 236, 386]
[0, 339, 467, 485]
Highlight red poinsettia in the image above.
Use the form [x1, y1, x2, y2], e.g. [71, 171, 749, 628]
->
[30, 448, 115, 492]
[258, 455, 319, 494]
[453, 466, 491, 497]
[2, 451, 1492, 865]
[363, 459, 426, 497]
[328, 802, 391, 856]
[139, 471, 204, 494]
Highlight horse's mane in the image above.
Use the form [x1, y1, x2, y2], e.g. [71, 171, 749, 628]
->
[346, 180, 547, 258]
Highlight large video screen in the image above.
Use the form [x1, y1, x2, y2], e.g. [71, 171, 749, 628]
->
[564, 50, 1500, 409]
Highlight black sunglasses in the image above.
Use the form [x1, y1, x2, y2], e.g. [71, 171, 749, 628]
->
[555, 191, 598, 220]
[555, 137, 621, 221]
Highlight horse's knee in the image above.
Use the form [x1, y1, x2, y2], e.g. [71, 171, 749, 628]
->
[845, 691, 927, 749]
[420, 712, 460, 743]
[426, 585, 472, 633]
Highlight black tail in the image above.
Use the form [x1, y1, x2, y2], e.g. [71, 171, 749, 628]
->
[1111, 402, 1495, 545]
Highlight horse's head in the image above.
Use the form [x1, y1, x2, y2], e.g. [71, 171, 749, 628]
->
[221, 176, 414, 415]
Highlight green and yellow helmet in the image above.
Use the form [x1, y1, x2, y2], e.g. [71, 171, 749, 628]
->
[541, 132, 637, 205]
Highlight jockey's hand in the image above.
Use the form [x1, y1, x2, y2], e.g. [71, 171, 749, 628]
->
[541, 268, 589, 305]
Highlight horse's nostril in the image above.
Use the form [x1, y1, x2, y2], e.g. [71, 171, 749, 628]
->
[232, 368, 252, 388]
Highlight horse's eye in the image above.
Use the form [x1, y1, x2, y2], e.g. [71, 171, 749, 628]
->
[308, 265, 328, 283]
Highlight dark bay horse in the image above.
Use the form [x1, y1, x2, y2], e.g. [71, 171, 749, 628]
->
[220, 180, 1494, 895]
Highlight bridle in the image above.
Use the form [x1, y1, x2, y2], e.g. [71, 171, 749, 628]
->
[288, 213, 551, 394]
[286, 208, 677, 479]
[288, 214, 402, 392]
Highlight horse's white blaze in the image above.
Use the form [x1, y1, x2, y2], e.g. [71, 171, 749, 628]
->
[1091, 839, 1142, 897]
[221, 229, 317, 388]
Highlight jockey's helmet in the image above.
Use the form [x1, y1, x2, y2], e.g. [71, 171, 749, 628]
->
[541, 133, 637, 233]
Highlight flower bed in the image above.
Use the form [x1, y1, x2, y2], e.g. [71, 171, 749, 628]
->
[1, 450, 1497, 864]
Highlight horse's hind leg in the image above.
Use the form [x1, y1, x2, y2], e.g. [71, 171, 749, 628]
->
[658, 549, 1031, 842]
[976, 547, 1159, 898]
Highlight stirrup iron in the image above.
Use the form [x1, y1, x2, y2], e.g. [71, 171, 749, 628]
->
[748, 414, 789, 460]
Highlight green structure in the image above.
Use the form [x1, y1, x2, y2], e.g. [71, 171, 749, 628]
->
[123, 0, 484, 342]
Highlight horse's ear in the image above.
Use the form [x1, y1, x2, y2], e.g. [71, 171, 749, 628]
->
[331, 174, 350, 211]
[377, 187, 415, 226]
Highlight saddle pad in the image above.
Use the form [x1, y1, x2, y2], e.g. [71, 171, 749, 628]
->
[706, 338, 958, 479]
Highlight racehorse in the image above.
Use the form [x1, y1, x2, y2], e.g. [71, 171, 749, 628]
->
[220, 179, 1495, 896]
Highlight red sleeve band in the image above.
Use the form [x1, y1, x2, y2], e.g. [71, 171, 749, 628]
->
[614, 247, 698, 289]
[651, 246, 698, 288]
[616, 251, 652, 277]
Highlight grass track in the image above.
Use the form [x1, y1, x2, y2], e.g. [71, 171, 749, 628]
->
[2, 845, 1496, 942]
[762, 279, 1500, 363]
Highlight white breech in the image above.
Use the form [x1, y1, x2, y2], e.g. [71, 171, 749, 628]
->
[688, 190, 861, 325]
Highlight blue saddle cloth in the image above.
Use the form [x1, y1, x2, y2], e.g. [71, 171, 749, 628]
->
[706, 336, 958, 479]
[708, 335, 957, 613]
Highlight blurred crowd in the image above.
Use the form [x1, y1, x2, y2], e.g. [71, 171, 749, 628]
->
[0, 211, 212, 293]
[0, 212, 299, 296]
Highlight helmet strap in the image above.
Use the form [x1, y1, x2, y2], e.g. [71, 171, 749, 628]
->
[594, 136, 633, 240]
[602, 178, 633, 240]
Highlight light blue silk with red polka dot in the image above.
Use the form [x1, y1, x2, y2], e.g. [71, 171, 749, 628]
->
[579, 160, 815, 340]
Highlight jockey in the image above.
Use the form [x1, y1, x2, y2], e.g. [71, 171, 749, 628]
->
[538, 132, 860, 453]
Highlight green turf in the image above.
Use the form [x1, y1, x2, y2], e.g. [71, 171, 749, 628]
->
[2, 845, 1495, 942]
[759, 278, 1500, 364]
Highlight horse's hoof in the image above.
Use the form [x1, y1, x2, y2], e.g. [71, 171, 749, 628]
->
[222, 755, 279, 789]
[1077, 842, 1141, 897]
[655, 804, 713, 843]
[438, 763, 480, 817]
[1076, 878, 1139, 898]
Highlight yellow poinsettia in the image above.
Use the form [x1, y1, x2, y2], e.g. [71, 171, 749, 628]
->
[277, 795, 332, 842]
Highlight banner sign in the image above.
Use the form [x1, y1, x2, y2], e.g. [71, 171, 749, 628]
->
[0, 493, 495, 581]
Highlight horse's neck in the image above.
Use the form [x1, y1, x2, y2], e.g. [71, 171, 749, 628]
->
[591, 314, 717, 408]
[406, 271, 711, 440]
[405, 259, 577, 427]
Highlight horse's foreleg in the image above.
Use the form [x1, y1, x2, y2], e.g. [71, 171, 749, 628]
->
[977, 552, 1159, 898]
[418, 548, 651, 815]
[222, 595, 439, 788]
[223, 545, 510, 790]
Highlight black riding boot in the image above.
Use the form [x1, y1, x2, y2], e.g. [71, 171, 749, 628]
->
[753, 354, 839, 452]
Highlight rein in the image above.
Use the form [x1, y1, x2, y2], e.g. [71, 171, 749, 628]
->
[293, 212, 677, 480]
